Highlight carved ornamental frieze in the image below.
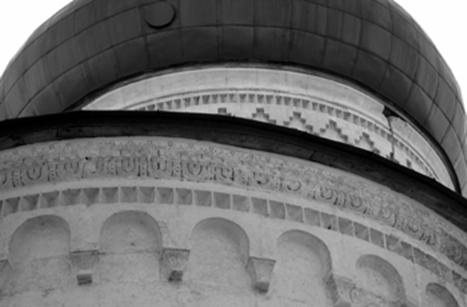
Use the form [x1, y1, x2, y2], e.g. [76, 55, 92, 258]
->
[84, 67, 454, 190]
[0, 137, 466, 275]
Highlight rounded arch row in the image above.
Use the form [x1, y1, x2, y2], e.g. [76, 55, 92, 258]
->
[0, 210, 462, 306]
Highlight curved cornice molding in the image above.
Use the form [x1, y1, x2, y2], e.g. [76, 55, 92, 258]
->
[0, 111, 466, 232]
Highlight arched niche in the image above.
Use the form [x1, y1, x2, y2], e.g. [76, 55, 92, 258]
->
[99, 211, 162, 282]
[187, 217, 250, 289]
[425, 283, 459, 307]
[273, 230, 333, 306]
[7, 215, 71, 292]
[9, 215, 71, 264]
[355, 255, 406, 303]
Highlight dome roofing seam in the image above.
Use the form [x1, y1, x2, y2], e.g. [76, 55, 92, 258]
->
[9, 43, 456, 141]
[0, 20, 459, 107]
[1, 3, 461, 113]
[1, 18, 463, 122]
[0, 1, 444, 76]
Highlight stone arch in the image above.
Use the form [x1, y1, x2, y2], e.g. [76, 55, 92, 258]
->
[100, 210, 162, 253]
[355, 254, 406, 304]
[425, 283, 459, 307]
[98, 210, 162, 282]
[187, 217, 250, 289]
[7, 215, 71, 292]
[273, 230, 333, 306]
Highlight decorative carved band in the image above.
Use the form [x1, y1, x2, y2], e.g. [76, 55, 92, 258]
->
[0, 138, 466, 293]
[130, 90, 443, 184]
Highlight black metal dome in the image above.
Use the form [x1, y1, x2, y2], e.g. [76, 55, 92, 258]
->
[0, 0, 465, 193]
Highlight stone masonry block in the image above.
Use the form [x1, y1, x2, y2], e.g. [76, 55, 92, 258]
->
[338, 218, 353, 236]
[437, 261, 452, 283]
[214, 192, 230, 209]
[62, 189, 82, 206]
[321, 213, 338, 231]
[452, 271, 467, 294]
[252, 198, 268, 216]
[369, 228, 385, 248]
[102, 187, 119, 203]
[20, 194, 39, 211]
[83, 188, 100, 205]
[385, 234, 399, 251]
[121, 186, 137, 203]
[195, 190, 212, 207]
[354, 222, 369, 241]
[158, 187, 174, 204]
[413, 248, 439, 276]
[286, 204, 303, 222]
[269, 201, 285, 219]
[304, 208, 320, 226]
[40, 191, 60, 208]
[3, 197, 19, 216]
[397, 240, 414, 262]
[232, 194, 249, 212]
[385, 234, 413, 262]
[138, 186, 155, 203]
[176, 188, 192, 205]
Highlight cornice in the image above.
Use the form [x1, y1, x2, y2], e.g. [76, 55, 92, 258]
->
[0, 111, 465, 232]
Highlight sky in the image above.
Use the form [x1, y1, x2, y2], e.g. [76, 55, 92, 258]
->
[0, 0, 466, 100]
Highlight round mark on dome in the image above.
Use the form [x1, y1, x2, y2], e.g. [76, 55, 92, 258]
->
[144, 1, 176, 29]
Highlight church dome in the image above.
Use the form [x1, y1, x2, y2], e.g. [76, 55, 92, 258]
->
[2, 2, 467, 305]
[0, 0, 465, 192]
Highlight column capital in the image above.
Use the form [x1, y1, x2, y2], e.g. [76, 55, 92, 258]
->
[161, 248, 190, 282]
[247, 256, 276, 293]
[70, 249, 100, 285]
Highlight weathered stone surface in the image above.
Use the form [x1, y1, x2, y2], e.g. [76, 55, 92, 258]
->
[85, 68, 452, 189]
[0, 138, 432, 245]
[247, 257, 275, 293]
[0, 137, 466, 306]
[0, 138, 466, 278]
[195, 190, 212, 207]
[161, 248, 190, 282]
[70, 250, 100, 285]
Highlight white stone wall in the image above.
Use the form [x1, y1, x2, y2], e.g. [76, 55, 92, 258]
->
[84, 66, 455, 190]
[0, 137, 465, 306]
